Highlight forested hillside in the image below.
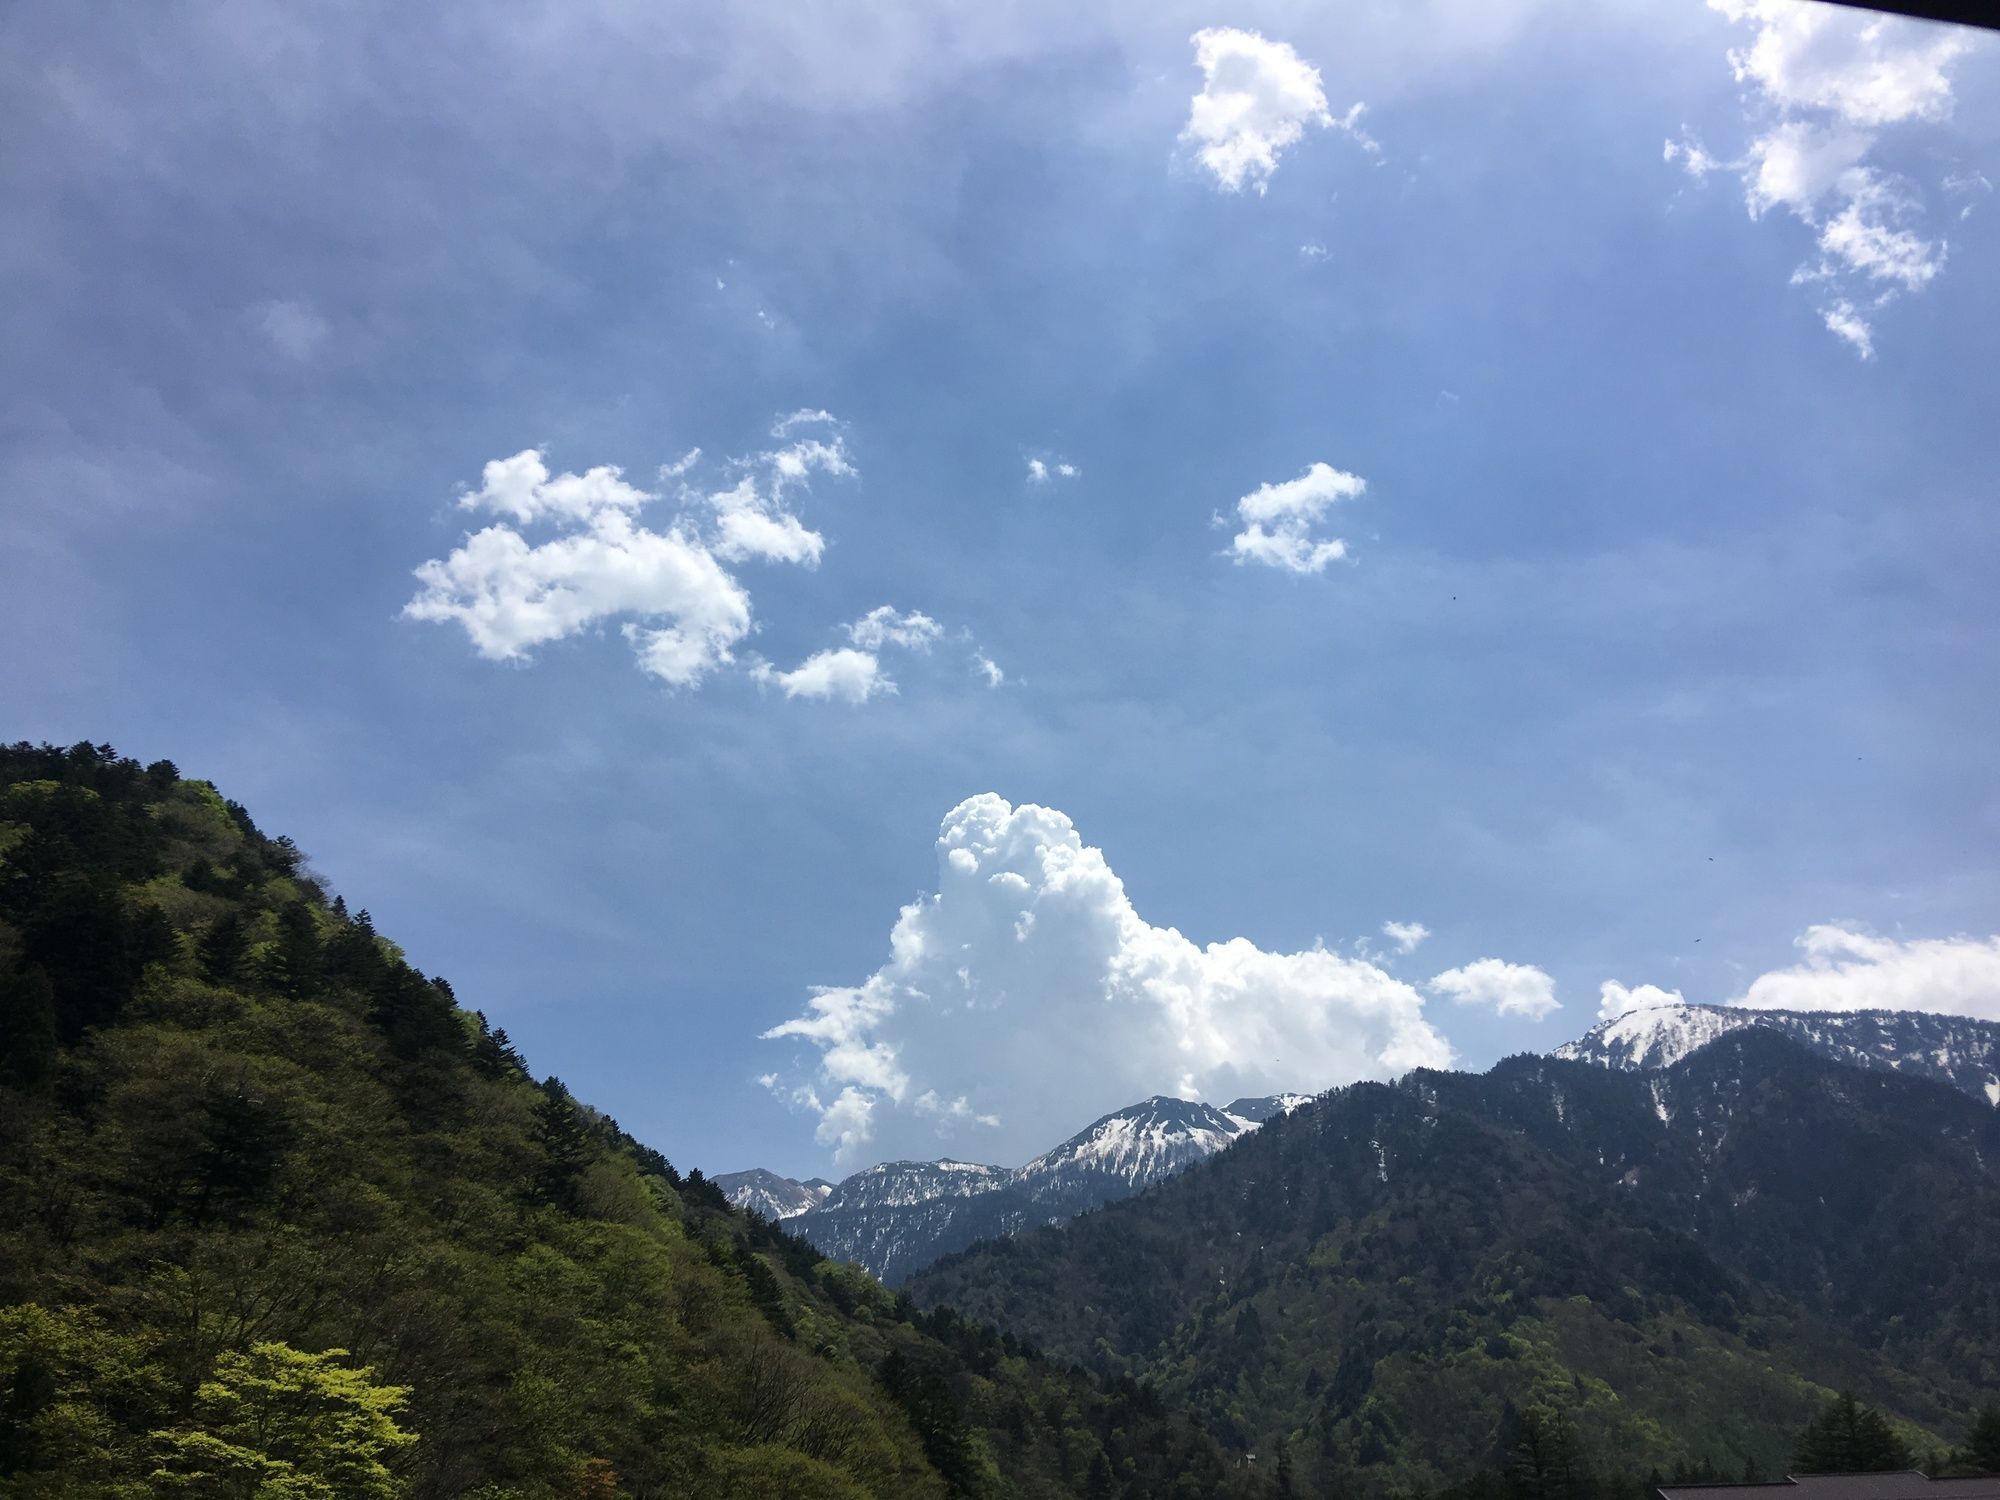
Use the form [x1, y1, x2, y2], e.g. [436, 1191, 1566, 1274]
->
[910, 1039, 2000, 1495]
[0, 742, 1249, 1499]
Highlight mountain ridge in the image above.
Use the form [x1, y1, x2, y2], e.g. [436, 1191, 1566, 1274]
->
[1555, 1000, 2000, 1105]
[723, 1091, 1307, 1281]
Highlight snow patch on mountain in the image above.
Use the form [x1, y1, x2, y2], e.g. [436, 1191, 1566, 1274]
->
[1555, 1002, 2000, 1107]
[714, 1168, 834, 1220]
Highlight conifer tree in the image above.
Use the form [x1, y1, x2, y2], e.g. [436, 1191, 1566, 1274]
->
[1793, 1392, 1912, 1474]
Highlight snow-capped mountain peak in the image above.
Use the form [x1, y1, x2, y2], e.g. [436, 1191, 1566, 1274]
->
[712, 1167, 834, 1220]
[1553, 1003, 1758, 1072]
[1018, 1095, 1248, 1190]
[1555, 1001, 2000, 1107]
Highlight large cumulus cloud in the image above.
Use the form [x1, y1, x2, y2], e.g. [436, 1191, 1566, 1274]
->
[762, 794, 1452, 1166]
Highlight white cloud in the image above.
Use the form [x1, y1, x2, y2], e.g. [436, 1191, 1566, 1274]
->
[763, 794, 1453, 1166]
[1428, 958, 1561, 1020]
[1711, 0, 1968, 127]
[973, 653, 1005, 688]
[1741, 121, 1873, 218]
[848, 605, 943, 652]
[1026, 456, 1078, 485]
[253, 298, 330, 362]
[1382, 920, 1430, 955]
[1181, 28, 1345, 194]
[751, 646, 892, 703]
[404, 420, 852, 687]
[1735, 925, 2000, 1021]
[1597, 979, 1686, 1022]
[1299, 241, 1329, 260]
[1808, 169, 1945, 291]
[1678, 0, 1971, 355]
[1820, 299, 1875, 358]
[1226, 461, 1366, 575]
[1026, 458, 1048, 483]
[750, 605, 960, 705]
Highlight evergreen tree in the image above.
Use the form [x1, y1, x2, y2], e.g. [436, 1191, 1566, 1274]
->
[0, 965, 58, 1091]
[1793, 1393, 1912, 1474]
[533, 1077, 595, 1211]
[198, 912, 249, 985]
[1966, 1404, 2000, 1473]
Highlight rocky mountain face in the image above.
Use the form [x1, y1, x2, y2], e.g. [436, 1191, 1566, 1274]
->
[709, 1166, 831, 1220]
[750, 1092, 1305, 1282]
[1554, 1000, 2000, 1106]
[907, 1032, 2000, 1490]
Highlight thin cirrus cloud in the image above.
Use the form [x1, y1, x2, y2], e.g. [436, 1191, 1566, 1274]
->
[1428, 958, 1562, 1021]
[1225, 461, 1367, 575]
[1665, 0, 1973, 357]
[761, 794, 1455, 1166]
[1179, 27, 1376, 195]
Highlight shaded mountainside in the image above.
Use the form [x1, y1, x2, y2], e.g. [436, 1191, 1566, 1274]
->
[909, 1037, 2000, 1494]
[1555, 1001, 2000, 1107]
[0, 742, 1253, 1500]
[790, 1094, 1304, 1284]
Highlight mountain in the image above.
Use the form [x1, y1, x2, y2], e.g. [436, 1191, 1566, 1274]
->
[712, 1167, 832, 1220]
[1556, 1000, 2000, 1105]
[0, 741, 1257, 1499]
[790, 1093, 1306, 1283]
[908, 1032, 1999, 1494]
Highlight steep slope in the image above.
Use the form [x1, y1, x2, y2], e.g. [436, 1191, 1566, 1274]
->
[1556, 1001, 2000, 1105]
[0, 742, 1253, 1500]
[909, 1039, 1990, 1494]
[793, 1093, 1304, 1283]
[1426, 1033, 2000, 1387]
[713, 1167, 831, 1220]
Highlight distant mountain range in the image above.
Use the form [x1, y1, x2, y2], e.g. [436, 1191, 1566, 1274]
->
[908, 1019, 2000, 1491]
[720, 1092, 1307, 1282]
[1555, 1000, 2000, 1106]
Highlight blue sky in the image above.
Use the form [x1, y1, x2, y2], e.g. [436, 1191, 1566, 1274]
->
[4, 0, 1997, 1178]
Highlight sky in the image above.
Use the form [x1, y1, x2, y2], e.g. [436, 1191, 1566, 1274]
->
[4, 0, 1998, 1178]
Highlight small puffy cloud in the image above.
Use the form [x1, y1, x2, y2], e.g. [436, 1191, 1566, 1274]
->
[848, 605, 943, 652]
[1677, 0, 1970, 355]
[1181, 28, 1341, 194]
[1026, 456, 1079, 485]
[1741, 121, 1873, 218]
[752, 605, 962, 705]
[1597, 980, 1686, 1022]
[763, 794, 1453, 1166]
[1734, 925, 2000, 1021]
[752, 647, 892, 704]
[1382, 920, 1430, 956]
[973, 653, 1005, 688]
[405, 420, 852, 688]
[1299, 241, 1329, 260]
[253, 298, 330, 362]
[1226, 461, 1366, 575]
[1429, 959, 1561, 1021]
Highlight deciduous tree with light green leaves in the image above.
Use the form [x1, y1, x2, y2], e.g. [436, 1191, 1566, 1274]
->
[150, 1342, 415, 1499]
